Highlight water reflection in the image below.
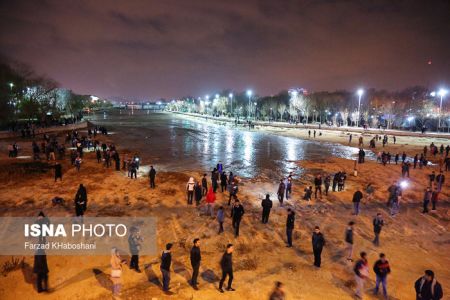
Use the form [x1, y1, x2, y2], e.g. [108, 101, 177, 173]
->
[95, 112, 370, 179]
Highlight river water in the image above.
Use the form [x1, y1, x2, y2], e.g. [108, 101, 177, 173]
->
[94, 111, 364, 180]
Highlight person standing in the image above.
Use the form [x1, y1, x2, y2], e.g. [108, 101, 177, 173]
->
[345, 221, 355, 261]
[286, 209, 295, 247]
[261, 194, 273, 224]
[324, 175, 331, 196]
[206, 187, 216, 217]
[277, 179, 285, 206]
[219, 244, 235, 293]
[149, 166, 156, 188]
[231, 200, 244, 237]
[220, 171, 228, 192]
[354, 252, 369, 299]
[372, 213, 384, 246]
[195, 181, 203, 206]
[160, 243, 173, 293]
[414, 270, 443, 300]
[422, 187, 432, 214]
[190, 238, 201, 290]
[186, 177, 195, 205]
[33, 249, 49, 293]
[74, 184, 87, 219]
[314, 175, 322, 199]
[312, 226, 325, 267]
[269, 281, 286, 300]
[217, 206, 225, 234]
[373, 253, 391, 299]
[431, 188, 439, 211]
[435, 171, 445, 192]
[128, 227, 143, 273]
[352, 190, 363, 215]
[75, 156, 82, 171]
[54, 162, 62, 182]
[201, 173, 208, 196]
[110, 248, 125, 297]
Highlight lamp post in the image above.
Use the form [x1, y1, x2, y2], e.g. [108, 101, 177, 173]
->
[437, 89, 447, 131]
[356, 89, 364, 127]
[246, 90, 252, 119]
[229, 93, 233, 117]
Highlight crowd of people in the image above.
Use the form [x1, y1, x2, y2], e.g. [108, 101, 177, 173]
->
[4, 124, 447, 300]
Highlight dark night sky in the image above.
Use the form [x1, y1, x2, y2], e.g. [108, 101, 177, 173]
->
[1, 0, 449, 100]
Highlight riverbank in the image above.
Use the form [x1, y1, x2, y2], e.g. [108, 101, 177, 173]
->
[0, 116, 448, 300]
[170, 111, 450, 157]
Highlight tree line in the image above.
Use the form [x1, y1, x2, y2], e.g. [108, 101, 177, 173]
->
[167, 87, 449, 131]
[0, 56, 111, 128]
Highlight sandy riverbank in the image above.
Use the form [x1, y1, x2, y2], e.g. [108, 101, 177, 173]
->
[0, 118, 448, 300]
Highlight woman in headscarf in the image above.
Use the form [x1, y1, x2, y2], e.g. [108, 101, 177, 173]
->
[110, 248, 124, 296]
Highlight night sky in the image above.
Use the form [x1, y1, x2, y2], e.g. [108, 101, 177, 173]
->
[1, 0, 449, 100]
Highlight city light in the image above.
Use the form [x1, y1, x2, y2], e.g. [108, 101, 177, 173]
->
[356, 88, 364, 127]
[438, 88, 448, 97]
[431, 88, 448, 131]
[246, 90, 252, 97]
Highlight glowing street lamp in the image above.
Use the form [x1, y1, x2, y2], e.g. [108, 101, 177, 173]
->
[246, 90, 252, 119]
[431, 88, 448, 131]
[356, 89, 364, 127]
[8, 82, 14, 90]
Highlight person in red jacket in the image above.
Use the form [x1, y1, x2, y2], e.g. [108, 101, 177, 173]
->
[206, 187, 216, 217]
[431, 188, 439, 211]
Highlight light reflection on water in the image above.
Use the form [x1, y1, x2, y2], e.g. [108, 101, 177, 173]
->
[95, 112, 369, 179]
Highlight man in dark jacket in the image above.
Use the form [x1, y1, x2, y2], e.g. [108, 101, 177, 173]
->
[414, 270, 443, 300]
[149, 166, 156, 188]
[74, 184, 87, 218]
[261, 194, 273, 224]
[160, 243, 173, 293]
[314, 175, 322, 199]
[373, 253, 391, 298]
[33, 249, 49, 293]
[219, 244, 234, 293]
[190, 238, 201, 290]
[231, 200, 244, 237]
[286, 209, 295, 247]
[277, 179, 285, 206]
[372, 213, 384, 246]
[312, 226, 325, 267]
[352, 190, 363, 215]
[435, 171, 445, 192]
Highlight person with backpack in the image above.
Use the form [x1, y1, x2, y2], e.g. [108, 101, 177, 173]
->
[372, 213, 384, 246]
[354, 252, 369, 299]
[186, 177, 196, 205]
[373, 253, 391, 299]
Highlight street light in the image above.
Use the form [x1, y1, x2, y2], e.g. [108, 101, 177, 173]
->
[431, 88, 448, 131]
[356, 89, 364, 127]
[246, 90, 252, 119]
